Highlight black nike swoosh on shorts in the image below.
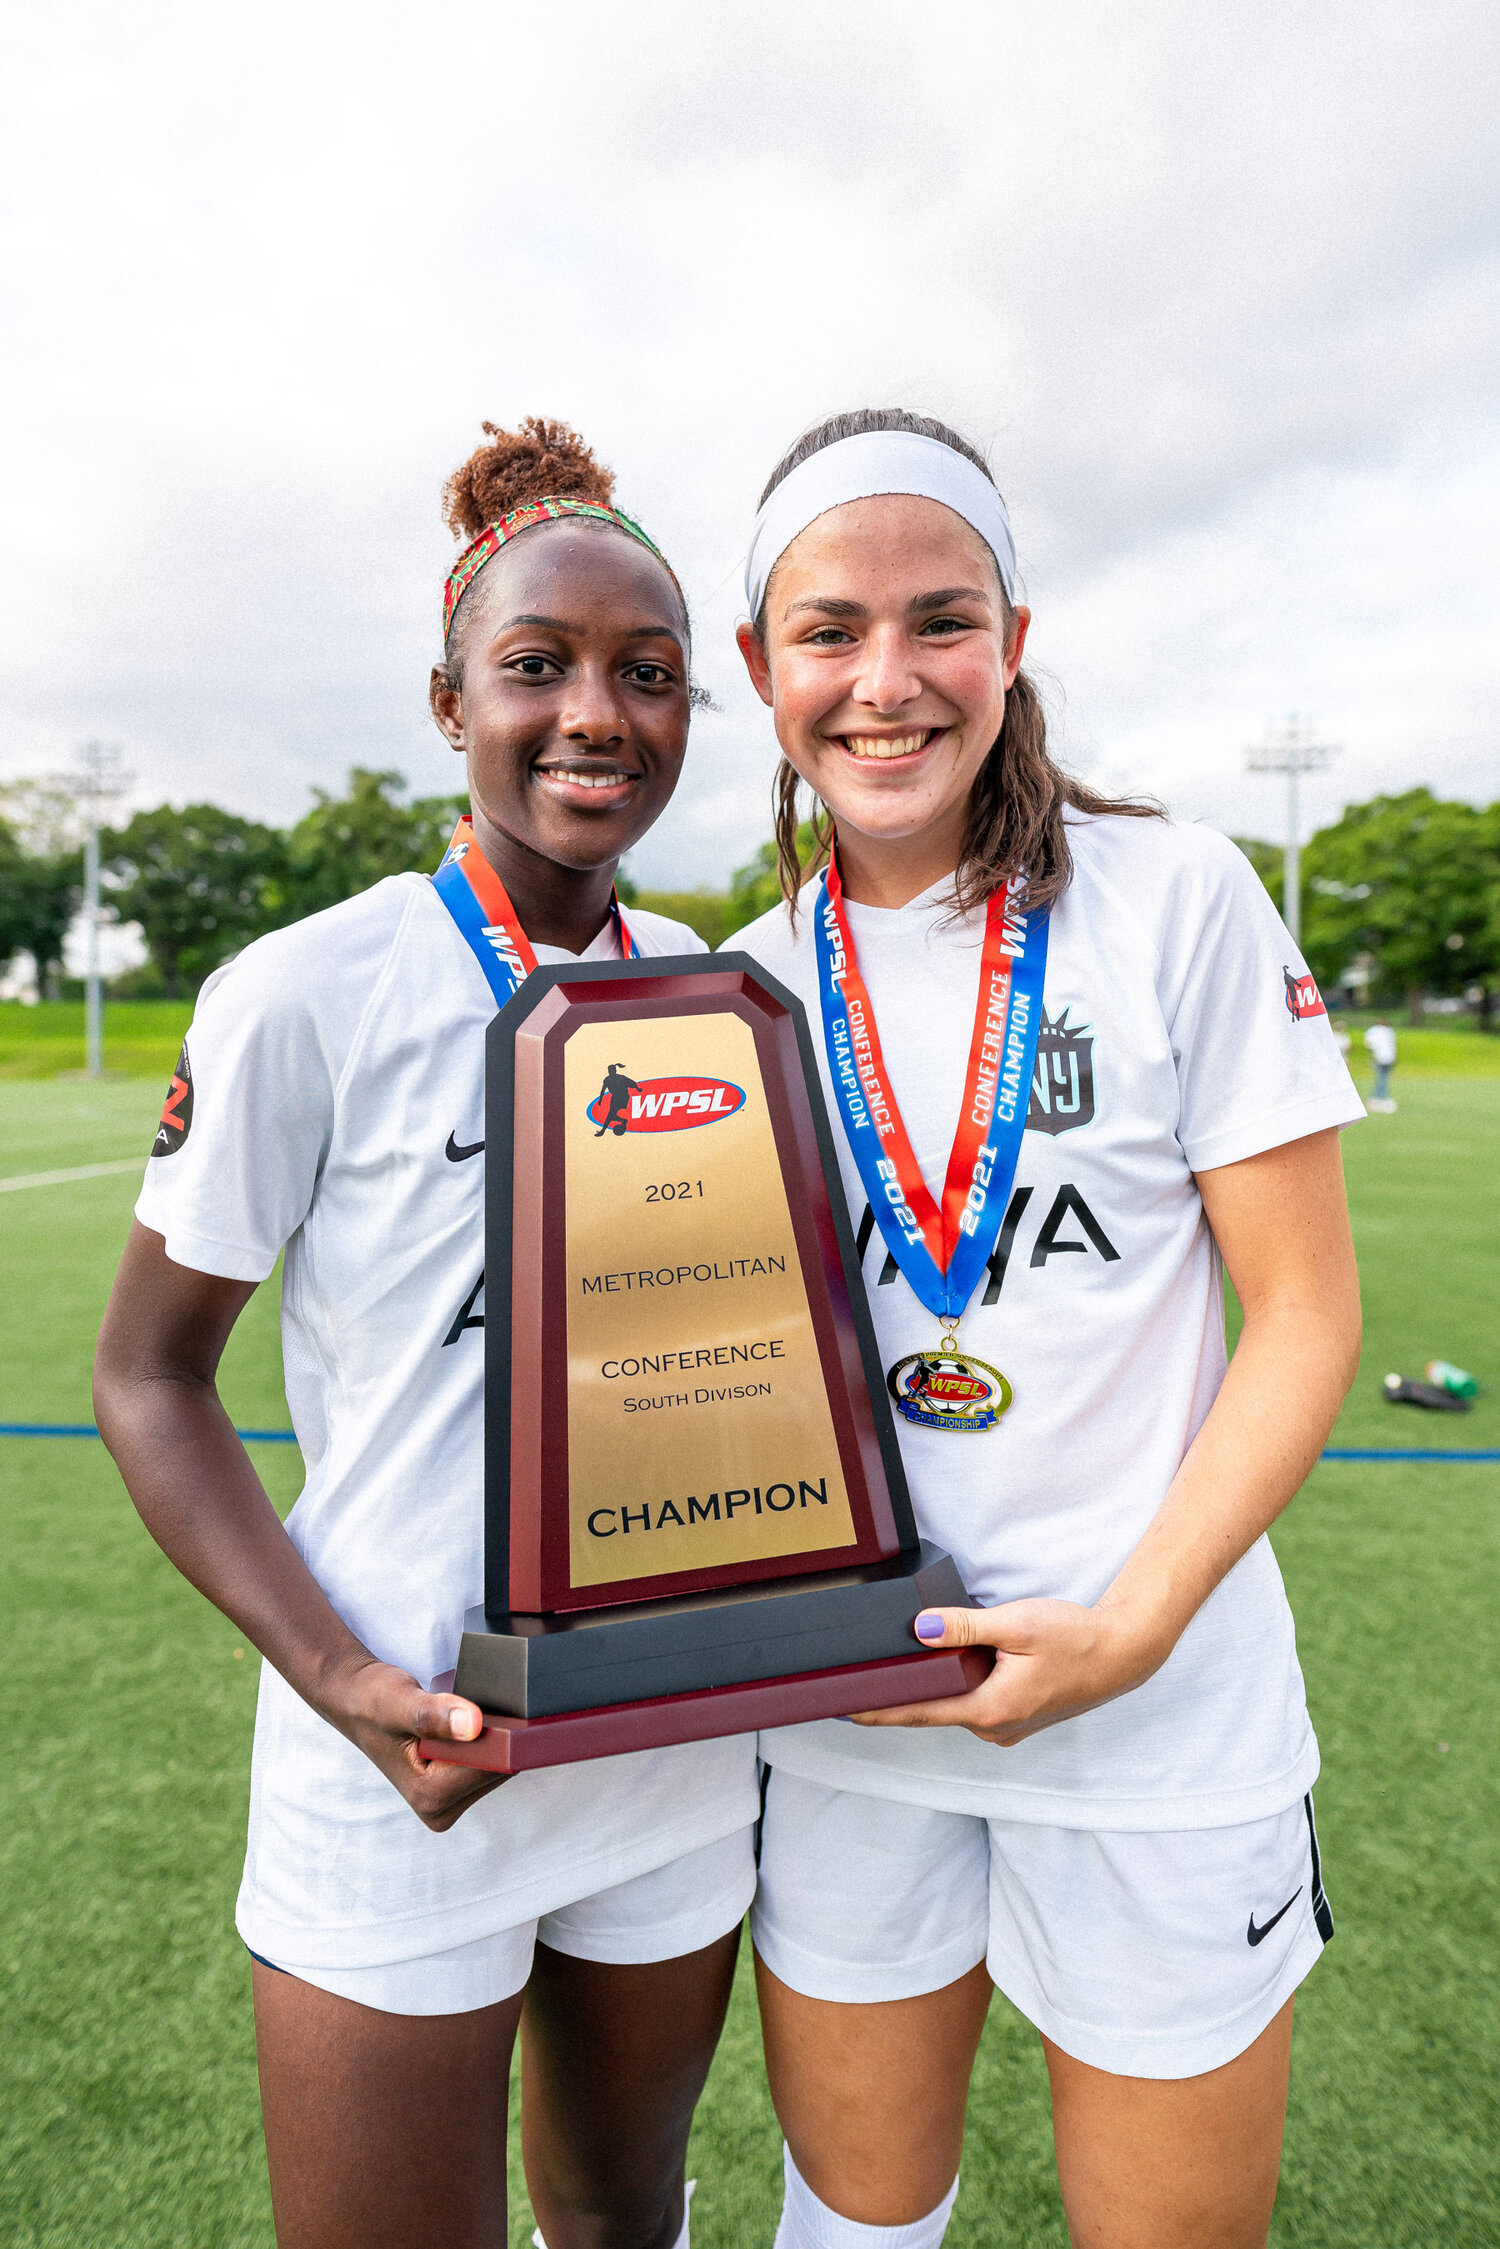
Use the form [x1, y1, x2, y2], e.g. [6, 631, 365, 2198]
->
[1247, 1887, 1303, 1946]
[445, 1133, 485, 1163]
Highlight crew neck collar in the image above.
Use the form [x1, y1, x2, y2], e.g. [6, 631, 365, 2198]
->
[837, 871, 970, 924]
[532, 916, 622, 964]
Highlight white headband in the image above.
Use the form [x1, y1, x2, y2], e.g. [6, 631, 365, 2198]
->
[744, 430, 1017, 621]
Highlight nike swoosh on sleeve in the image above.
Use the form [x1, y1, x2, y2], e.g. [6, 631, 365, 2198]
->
[1246, 1887, 1302, 1946]
[445, 1133, 485, 1163]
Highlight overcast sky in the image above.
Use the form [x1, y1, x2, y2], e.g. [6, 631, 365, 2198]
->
[2, 1, 1496, 888]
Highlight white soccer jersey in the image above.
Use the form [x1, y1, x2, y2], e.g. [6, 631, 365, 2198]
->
[136, 875, 759, 1973]
[729, 815, 1365, 1830]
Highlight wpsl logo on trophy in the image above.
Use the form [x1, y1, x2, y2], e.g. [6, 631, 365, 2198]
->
[1026, 1009, 1096, 1137]
[586, 1064, 746, 1137]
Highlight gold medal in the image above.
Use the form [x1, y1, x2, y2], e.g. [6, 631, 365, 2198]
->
[887, 1332, 1013, 1435]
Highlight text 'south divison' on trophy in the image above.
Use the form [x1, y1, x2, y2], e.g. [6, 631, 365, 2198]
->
[423, 954, 989, 1773]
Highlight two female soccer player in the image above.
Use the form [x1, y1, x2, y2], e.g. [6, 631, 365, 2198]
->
[95, 420, 760, 2249]
[730, 409, 1363, 2249]
[99, 403, 1363, 2249]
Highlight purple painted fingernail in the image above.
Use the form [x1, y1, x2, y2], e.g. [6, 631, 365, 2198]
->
[915, 1612, 946, 1641]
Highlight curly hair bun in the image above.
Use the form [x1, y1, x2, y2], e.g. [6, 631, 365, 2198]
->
[442, 417, 616, 541]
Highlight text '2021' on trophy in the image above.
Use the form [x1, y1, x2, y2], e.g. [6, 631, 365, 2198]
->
[423, 953, 988, 1774]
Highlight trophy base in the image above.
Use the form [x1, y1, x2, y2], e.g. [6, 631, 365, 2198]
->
[450, 1541, 972, 1718]
[421, 1644, 990, 1774]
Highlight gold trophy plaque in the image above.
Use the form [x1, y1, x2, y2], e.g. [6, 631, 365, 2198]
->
[427, 956, 987, 1773]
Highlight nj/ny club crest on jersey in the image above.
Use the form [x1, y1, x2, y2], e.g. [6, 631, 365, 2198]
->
[1026, 1008, 1095, 1137]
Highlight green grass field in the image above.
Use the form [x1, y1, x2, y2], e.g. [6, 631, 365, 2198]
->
[1, 1055, 1497, 2244]
[4, 996, 1500, 1087]
[0, 1002, 195, 1083]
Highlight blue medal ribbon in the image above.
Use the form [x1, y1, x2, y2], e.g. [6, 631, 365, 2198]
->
[814, 869, 1049, 1325]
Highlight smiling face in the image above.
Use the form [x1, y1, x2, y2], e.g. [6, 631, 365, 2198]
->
[430, 520, 690, 876]
[736, 494, 1030, 900]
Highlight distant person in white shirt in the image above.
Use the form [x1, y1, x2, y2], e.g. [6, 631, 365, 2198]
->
[1364, 1018, 1398, 1111]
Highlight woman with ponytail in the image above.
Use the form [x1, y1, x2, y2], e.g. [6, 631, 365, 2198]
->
[95, 420, 758, 2249]
[729, 409, 1364, 2249]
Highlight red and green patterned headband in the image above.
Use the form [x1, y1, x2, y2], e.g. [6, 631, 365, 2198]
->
[442, 496, 683, 642]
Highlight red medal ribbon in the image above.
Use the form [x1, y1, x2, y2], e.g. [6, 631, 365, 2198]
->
[432, 815, 636, 1008]
[823, 847, 1033, 1287]
[448, 814, 541, 974]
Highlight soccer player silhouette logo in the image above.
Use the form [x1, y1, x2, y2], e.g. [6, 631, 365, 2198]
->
[593, 1063, 642, 1137]
[1282, 965, 1327, 1021]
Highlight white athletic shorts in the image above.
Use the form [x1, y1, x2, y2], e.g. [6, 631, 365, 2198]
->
[251, 1825, 756, 2016]
[752, 1773, 1332, 2080]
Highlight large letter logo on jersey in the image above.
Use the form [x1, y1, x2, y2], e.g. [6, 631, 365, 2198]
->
[887, 1348, 1013, 1433]
[1026, 1008, 1095, 1136]
[586, 1064, 746, 1137]
[152, 1041, 193, 1158]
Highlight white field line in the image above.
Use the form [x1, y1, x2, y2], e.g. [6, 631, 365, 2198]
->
[0, 1158, 145, 1193]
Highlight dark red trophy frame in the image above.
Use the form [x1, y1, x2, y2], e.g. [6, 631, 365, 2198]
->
[424, 956, 986, 1773]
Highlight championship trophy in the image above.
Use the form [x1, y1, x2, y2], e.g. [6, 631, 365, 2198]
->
[425, 955, 987, 1774]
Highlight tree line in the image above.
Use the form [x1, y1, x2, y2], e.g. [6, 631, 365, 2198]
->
[0, 770, 466, 998]
[1, 770, 1496, 1022]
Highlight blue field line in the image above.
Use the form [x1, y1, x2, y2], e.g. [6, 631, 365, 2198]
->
[1320, 1445, 1500, 1462]
[0, 1421, 300, 1443]
[0, 1424, 1494, 1460]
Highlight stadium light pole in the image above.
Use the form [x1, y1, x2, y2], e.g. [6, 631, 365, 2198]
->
[1245, 717, 1335, 946]
[74, 742, 131, 1079]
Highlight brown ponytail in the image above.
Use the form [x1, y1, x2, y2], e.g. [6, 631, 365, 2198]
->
[757, 408, 1160, 918]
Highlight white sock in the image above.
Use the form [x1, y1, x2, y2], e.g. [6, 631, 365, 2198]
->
[771, 2143, 959, 2249]
[533, 2174, 695, 2249]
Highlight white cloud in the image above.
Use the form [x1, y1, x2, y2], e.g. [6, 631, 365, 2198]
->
[1, 0, 1496, 886]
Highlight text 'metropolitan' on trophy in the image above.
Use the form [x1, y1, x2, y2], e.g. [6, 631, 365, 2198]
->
[424, 954, 989, 1774]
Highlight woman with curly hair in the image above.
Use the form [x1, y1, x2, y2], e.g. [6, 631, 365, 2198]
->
[95, 419, 757, 2249]
[728, 408, 1364, 2249]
